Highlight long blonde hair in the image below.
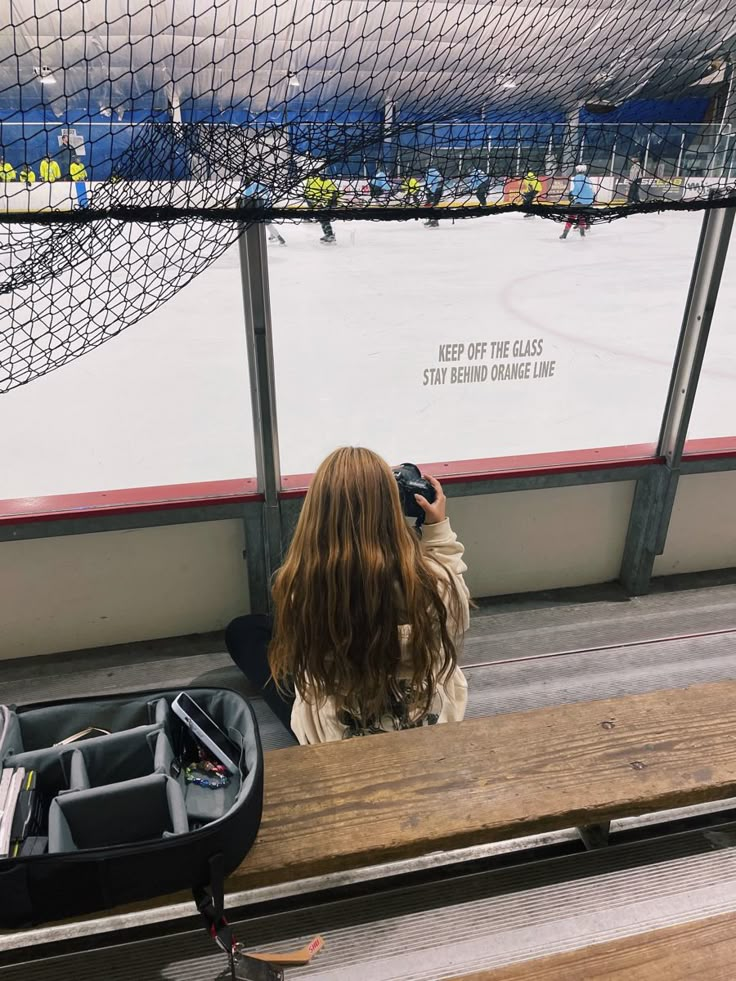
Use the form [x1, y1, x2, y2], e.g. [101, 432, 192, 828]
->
[269, 447, 463, 726]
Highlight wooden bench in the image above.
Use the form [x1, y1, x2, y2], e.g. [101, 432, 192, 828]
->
[450, 910, 736, 979]
[234, 679, 736, 892]
[55, 680, 736, 919]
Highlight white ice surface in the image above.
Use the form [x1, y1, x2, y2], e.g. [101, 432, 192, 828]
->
[0, 210, 734, 499]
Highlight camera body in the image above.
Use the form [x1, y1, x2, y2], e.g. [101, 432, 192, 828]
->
[393, 463, 436, 525]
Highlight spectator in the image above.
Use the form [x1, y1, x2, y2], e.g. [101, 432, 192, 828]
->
[19, 163, 36, 184]
[0, 157, 16, 181]
[225, 446, 470, 743]
[57, 133, 74, 177]
[425, 166, 444, 228]
[40, 154, 61, 182]
[628, 156, 642, 204]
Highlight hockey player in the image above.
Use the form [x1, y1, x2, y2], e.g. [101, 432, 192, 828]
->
[628, 156, 642, 204]
[69, 152, 88, 207]
[559, 164, 595, 239]
[40, 154, 61, 182]
[242, 179, 286, 245]
[0, 157, 16, 181]
[69, 154, 88, 181]
[304, 170, 339, 243]
[424, 166, 444, 228]
[466, 168, 491, 206]
[521, 171, 542, 217]
[400, 174, 421, 206]
[369, 168, 391, 202]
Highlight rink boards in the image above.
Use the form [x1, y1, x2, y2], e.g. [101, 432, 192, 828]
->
[0, 174, 727, 214]
[0, 209, 733, 499]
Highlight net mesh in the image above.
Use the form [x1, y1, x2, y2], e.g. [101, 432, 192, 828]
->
[1, 0, 736, 390]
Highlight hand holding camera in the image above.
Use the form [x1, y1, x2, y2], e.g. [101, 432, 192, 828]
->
[414, 473, 446, 525]
[393, 463, 446, 527]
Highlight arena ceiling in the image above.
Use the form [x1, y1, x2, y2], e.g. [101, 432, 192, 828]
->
[0, 0, 734, 116]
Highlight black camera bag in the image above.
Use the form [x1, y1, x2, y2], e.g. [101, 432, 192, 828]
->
[0, 687, 263, 931]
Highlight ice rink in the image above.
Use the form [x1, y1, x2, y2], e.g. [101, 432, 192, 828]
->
[1, 209, 735, 499]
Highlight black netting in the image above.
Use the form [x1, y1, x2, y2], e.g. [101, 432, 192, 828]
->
[1, 0, 736, 390]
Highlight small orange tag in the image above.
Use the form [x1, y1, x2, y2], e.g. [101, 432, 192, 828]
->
[248, 935, 325, 966]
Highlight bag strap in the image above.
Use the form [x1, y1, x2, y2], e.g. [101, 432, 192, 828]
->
[194, 853, 237, 978]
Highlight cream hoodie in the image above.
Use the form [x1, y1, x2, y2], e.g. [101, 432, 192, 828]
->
[290, 517, 470, 744]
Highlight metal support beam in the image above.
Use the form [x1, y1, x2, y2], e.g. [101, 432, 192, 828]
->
[561, 105, 580, 174]
[239, 222, 282, 611]
[577, 821, 610, 850]
[620, 206, 735, 595]
[242, 502, 270, 615]
[659, 206, 736, 470]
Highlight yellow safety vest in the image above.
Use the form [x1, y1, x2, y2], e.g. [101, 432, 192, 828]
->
[40, 159, 61, 182]
[70, 161, 88, 181]
[19, 169, 36, 183]
[305, 176, 337, 203]
[0, 162, 16, 181]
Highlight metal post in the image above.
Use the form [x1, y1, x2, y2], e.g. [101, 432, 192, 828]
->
[384, 98, 395, 176]
[676, 132, 685, 177]
[659, 206, 736, 471]
[721, 125, 733, 178]
[620, 207, 735, 594]
[239, 222, 283, 610]
[515, 137, 521, 176]
[643, 133, 651, 175]
[562, 105, 580, 174]
[610, 140, 617, 178]
[578, 132, 585, 165]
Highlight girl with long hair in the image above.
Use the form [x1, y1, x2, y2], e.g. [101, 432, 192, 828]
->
[225, 446, 470, 743]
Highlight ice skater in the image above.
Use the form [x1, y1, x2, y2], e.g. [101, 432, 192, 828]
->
[424, 166, 444, 228]
[466, 168, 491, 206]
[559, 164, 595, 240]
[369, 168, 391, 203]
[400, 174, 421, 206]
[241, 179, 286, 245]
[628, 156, 642, 204]
[521, 171, 542, 217]
[69, 152, 88, 207]
[304, 169, 339, 244]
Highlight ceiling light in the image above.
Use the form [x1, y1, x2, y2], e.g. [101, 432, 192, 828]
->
[34, 66, 57, 85]
[287, 72, 301, 89]
[498, 76, 517, 89]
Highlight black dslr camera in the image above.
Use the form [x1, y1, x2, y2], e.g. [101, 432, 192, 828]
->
[393, 463, 436, 528]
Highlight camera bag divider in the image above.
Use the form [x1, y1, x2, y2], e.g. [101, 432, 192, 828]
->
[0, 686, 264, 950]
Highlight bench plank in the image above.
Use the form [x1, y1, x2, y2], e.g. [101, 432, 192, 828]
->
[451, 910, 736, 979]
[231, 680, 736, 890]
